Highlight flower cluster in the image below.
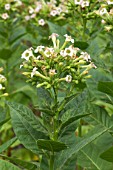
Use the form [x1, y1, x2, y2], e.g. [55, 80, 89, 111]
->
[20, 33, 96, 89]
[0, 0, 69, 27]
[0, 68, 8, 97]
[96, 1, 113, 31]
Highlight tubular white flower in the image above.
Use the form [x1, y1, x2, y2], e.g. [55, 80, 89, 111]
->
[34, 46, 45, 53]
[81, 1, 89, 8]
[21, 48, 34, 61]
[65, 75, 72, 83]
[0, 84, 3, 90]
[63, 46, 74, 57]
[1, 13, 9, 20]
[64, 34, 74, 43]
[99, 8, 107, 15]
[80, 52, 91, 61]
[5, 4, 10, 10]
[31, 67, 37, 78]
[49, 69, 57, 76]
[38, 19, 45, 26]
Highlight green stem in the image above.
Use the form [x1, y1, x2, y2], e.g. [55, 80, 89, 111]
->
[49, 152, 54, 170]
[77, 120, 83, 170]
[82, 18, 87, 40]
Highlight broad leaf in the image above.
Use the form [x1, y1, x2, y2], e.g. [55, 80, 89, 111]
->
[0, 154, 37, 170]
[37, 139, 67, 152]
[0, 159, 20, 170]
[0, 137, 17, 153]
[55, 125, 108, 169]
[78, 143, 112, 170]
[0, 118, 10, 127]
[100, 146, 113, 162]
[98, 81, 113, 97]
[7, 102, 47, 154]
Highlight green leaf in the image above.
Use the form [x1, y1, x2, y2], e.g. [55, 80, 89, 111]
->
[98, 81, 113, 97]
[78, 143, 112, 170]
[55, 125, 108, 169]
[0, 48, 12, 60]
[0, 118, 10, 127]
[60, 113, 90, 131]
[37, 87, 53, 109]
[37, 139, 67, 152]
[74, 41, 89, 50]
[0, 137, 17, 153]
[0, 159, 20, 170]
[7, 102, 47, 154]
[100, 146, 113, 162]
[0, 154, 37, 170]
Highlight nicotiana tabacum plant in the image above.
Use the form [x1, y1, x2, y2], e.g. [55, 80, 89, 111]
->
[6, 34, 96, 170]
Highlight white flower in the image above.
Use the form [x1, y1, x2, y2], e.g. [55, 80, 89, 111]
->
[49, 33, 59, 39]
[30, 13, 36, 19]
[5, 4, 10, 10]
[0, 84, 3, 90]
[81, 52, 91, 61]
[90, 62, 97, 69]
[101, 19, 106, 24]
[44, 47, 54, 57]
[31, 67, 37, 78]
[34, 46, 45, 53]
[35, 4, 42, 13]
[20, 64, 23, 69]
[38, 19, 45, 26]
[63, 46, 74, 57]
[99, 8, 107, 15]
[64, 34, 74, 43]
[49, 69, 57, 76]
[29, 7, 34, 14]
[81, 1, 89, 8]
[21, 48, 34, 61]
[25, 15, 30, 21]
[50, 10, 58, 16]
[65, 75, 72, 83]
[1, 13, 9, 20]
[0, 74, 6, 82]
[107, 0, 113, 5]
[74, 0, 82, 5]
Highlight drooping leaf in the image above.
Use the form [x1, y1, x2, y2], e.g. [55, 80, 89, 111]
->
[0, 137, 17, 153]
[37, 139, 67, 152]
[60, 113, 90, 131]
[0, 159, 20, 170]
[78, 143, 112, 170]
[0, 154, 37, 170]
[100, 146, 113, 162]
[98, 81, 113, 98]
[7, 102, 47, 154]
[0, 118, 10, 127]
[55, 125, 108, 169]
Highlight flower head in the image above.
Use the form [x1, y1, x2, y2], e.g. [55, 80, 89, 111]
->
[21, 48, 34, 61]
[64, 34, 74, 43]
[65, 75, 72, 83]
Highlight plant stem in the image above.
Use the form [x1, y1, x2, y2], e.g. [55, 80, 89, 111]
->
[49, 152, 54, 170]
[77, 120, 83, 170]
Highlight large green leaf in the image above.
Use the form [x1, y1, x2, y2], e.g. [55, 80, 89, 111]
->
[0, 137, 17, 153]
[98, 81, 113, 97]
[7, 102, 47, 154]
[100, 146, 113, 162]
[0, 154, 37, 170]
[55, 125, 108, 169]
[78, 143, 112, 170]
[37, 139, 67, 152]
[60, 114, 90, 131]
[0, 118, 10, 127]
[0, 159, 20, 170]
